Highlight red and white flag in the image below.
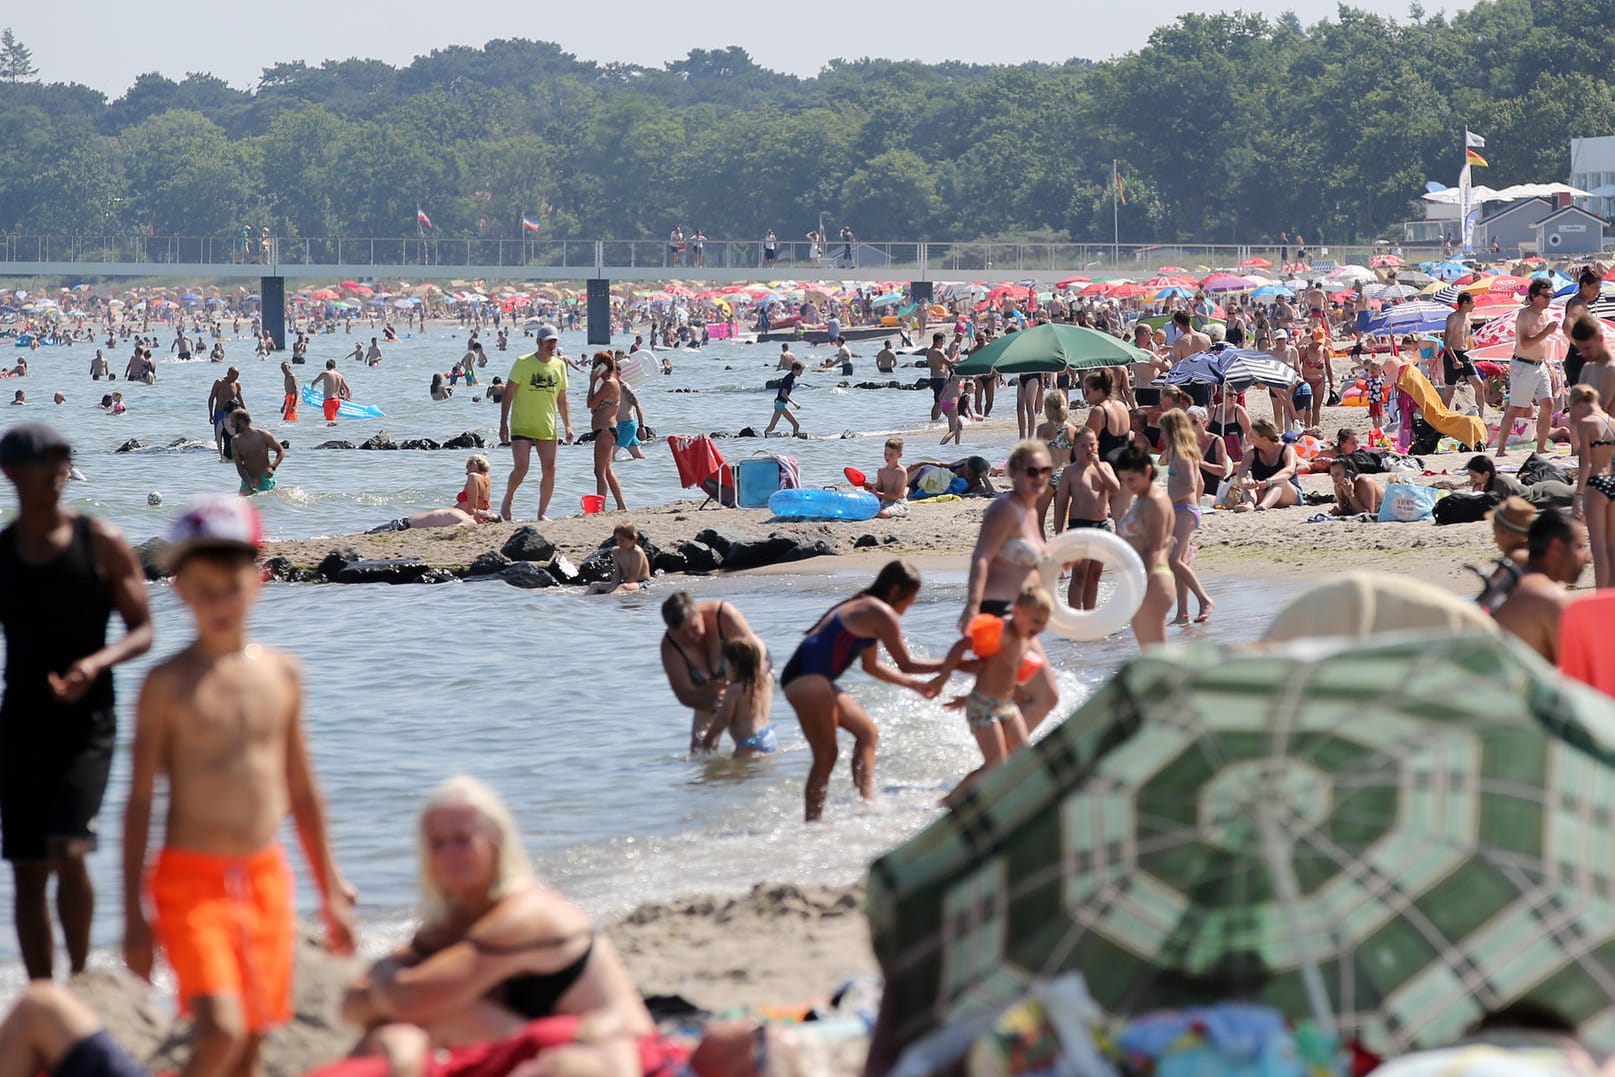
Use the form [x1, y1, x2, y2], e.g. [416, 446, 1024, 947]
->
[416, 206, 433, 229]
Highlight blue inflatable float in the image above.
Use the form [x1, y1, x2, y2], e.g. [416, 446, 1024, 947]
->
[768, 488, 881, 521]
[300, 384, 385, 419]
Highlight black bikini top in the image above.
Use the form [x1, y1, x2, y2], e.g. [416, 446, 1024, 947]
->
[471, 933, 596, 1020]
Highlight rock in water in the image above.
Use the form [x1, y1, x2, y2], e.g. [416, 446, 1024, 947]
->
[318, 546, 361, 581]
[501, 526, 556, 562]
[500, 562, 557, 589]
[464, 551, 513, 577]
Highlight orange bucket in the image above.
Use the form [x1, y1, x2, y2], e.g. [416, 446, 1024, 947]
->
[580, 494, 606, 514]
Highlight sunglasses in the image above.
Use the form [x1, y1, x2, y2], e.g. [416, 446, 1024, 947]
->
[1021, 466, 1054, 478]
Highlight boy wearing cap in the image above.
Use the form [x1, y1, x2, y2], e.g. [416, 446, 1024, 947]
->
[123, 497, 354, 1077]
[0, 422, 153, 981]
[498, 325, 574, 521]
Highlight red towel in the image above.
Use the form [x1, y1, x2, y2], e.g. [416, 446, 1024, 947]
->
[304, 1017, 688, 1077]
[1558, 592, 1615, 696]
[667, 434, 726, 488]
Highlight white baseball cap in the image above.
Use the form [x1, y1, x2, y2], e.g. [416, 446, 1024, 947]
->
[162, 495, 263, 572]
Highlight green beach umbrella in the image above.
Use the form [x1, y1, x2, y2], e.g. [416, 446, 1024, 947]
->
[868, 633, 1615, 1063]
[952, 323, 1151, 376]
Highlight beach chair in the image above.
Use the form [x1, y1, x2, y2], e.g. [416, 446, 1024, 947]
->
[667, 434, 733, 508]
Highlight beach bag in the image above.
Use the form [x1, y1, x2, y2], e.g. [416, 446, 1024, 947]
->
[1408, 416, 1441, 456]
[1341, 449, 1387, 474]
[1432, 491, 1494, 525]
[1378, 482, 1439, 523]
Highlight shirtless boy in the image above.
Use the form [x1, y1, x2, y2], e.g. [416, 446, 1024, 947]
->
[585, 523, 652, 595]
[279, 363, 299, 422]
[228, 411, 283, 497]
[927, 584, 1051, 803]
[1052, 428, 1120, 610]
[124, 497, 354, 1077]
[311, 360, 351, 426]
[873, 438, 908, 518]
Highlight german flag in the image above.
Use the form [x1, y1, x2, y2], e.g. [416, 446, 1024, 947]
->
[1466, 149, 1489, 167]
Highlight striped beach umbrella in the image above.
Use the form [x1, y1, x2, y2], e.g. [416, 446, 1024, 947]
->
[868, 634, 1615, 1064]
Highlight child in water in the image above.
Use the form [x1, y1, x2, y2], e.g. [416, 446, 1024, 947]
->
[703, 636, 778, 757]
[928, 584, 1051, 802]
[586, 522, 652, 595]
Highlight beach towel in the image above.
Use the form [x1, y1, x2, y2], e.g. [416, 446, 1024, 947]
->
[305, 1017, 688, 1077]
[1559, 592, 1615, 697]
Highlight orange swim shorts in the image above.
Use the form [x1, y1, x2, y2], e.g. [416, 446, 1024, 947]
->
[149, 844, 294, 1033]
[323, 397, 340, 422]
[282, 392, 299, 422]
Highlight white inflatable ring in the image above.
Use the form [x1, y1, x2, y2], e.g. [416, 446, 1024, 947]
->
[1038, 528, 1148, 641]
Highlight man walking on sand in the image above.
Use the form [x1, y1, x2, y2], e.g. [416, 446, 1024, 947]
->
[0, 423, 153, 980]
[499, 325, 574, 521]
[311, 359, 351, 427]
[1494, 279, 1559, 458]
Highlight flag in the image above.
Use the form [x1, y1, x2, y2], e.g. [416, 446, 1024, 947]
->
[416, 206, 433, 228]
[521, 215, 541, 233]
[1465, 130, 1488, 167]
[1114, 171, 1126, 205]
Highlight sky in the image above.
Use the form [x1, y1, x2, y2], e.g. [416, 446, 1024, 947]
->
[9, 0, 1480, 99]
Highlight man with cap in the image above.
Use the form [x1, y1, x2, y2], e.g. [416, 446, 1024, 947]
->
[498, 324, 574, 521]
[0, 423, 153, 980]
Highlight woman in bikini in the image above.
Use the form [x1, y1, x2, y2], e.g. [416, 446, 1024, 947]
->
[1156, 411, 1214, 625]
[1111, 446, 1177, 647]
[341, 777, 661, 1074]
[961, 440, 1060, 732]
[586, 353, 626, 511]
[1299, 327, 1333, 427]
[1083, 370, 1133, 523]
[1568, 384, 1615, 588]
[781, 561, 942, 821]
[1034, 391, 1078, 532]
[1233, 419, 1303, 511]
[659, 593, 767, 754]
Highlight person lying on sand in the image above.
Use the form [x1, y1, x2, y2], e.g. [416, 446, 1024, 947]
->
[368, 456, 497, 533]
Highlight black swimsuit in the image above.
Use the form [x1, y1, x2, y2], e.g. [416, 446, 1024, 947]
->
[475, 935, 595, 1019]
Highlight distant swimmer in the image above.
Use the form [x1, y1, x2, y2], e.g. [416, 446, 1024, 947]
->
[364, 338, 382, 366]
[875, 340, 897, 373]
[89, 350, 108, 380]
[776, 342, 796, 371]
[207, 367, 245, 460]
[228, 409, 283, 496]
[171, 329, 191, 361]
[311, 359, 351, 426]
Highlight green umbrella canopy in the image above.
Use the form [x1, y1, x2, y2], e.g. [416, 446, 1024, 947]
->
[867, 633, 1615, 1064]
[953, 323, 1152, 376]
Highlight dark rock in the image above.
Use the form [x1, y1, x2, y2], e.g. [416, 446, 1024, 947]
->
[500, 562, 557, 589]
[314, 440, 354, 449]
[115, 438, 145, 453]
[335, 558, 431, 585]
[133, 537, 169, 580]
[881, 534, 902, 545]
[417, 568, 456, 584]
[280, 440, 290, 449]
[399, 438, 441, 451]
[652, 547, 688, 574]
[575, 549, 616, 585]
[318, 546, 361, 581]
[853, 534, 880, 549]
[441, 432, 485, 450]
[263, 556, 320, 583]
[501, 526, 556, 562]
[721, 533, 837, 571]
[911, 377, 931, 390]
[464, 550, 513, 577]
[676, 540, 723, 572]
[854, 381, 903, 390]
[693, 528, 746, 558]
[736, 426, 758, 438]
[358, 433, 398, 451]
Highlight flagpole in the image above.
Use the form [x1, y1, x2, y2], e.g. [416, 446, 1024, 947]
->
[1112, 159, 1119, 268]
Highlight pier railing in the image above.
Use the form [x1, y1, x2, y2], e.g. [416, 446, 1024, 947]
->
[0, 234, 1455, 279]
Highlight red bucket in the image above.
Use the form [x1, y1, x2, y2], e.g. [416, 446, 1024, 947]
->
[580, 494, 605, 514]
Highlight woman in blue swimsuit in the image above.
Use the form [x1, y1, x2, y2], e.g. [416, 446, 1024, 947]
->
[781, 561, 943, 822]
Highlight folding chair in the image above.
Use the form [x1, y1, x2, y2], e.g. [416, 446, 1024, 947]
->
[667, 434, 733, 509]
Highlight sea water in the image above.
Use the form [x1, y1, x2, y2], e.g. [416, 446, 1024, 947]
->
[0, 326, 1272, 991]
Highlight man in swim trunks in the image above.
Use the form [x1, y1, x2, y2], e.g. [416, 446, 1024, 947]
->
[228, 409, 283, 497]
[279, 363, 299, 422]
[926, 333, 952, 421]
[206, 368, 244, 461]
[1, 424, 152, 981]
[311, 359, 351, 427]
[1493, 279, 1559, 458]
[124, 497, 355, 1077]
[1441, 293, 1486, 418]
[499, 325, 574, 521]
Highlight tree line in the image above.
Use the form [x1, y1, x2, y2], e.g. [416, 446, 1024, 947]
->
[0, 0, 1610, 248]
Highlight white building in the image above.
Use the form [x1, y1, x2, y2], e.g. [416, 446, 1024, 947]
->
[1570, 136, 1615, 219]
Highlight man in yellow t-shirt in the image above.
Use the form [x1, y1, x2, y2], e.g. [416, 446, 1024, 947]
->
[498, 325, 574, 521]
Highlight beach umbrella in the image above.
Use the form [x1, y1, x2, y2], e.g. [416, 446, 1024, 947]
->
[1473, 317, 1615, 363]
[1151, 286, 1194, 300]
[1238, 256, 1273, 268]
[1397, 271, 1435, 288]
[1369, 253, 1403, 268]
[1200, 273, 1250, 292]
[1328, 265, 1375, 283]
[1251, 284, 1293, 298]
[1364, 300, 1458, 334]
[1362, 283, 1420, 300]
[867, 632, 1615, 1061]
[1157, 264, 1188, 273]
[1425, 285, 1463, 305]
[953, 323, 1149, 376]
[1054, 275, 1090, 289]
[1431, 261, 1472, 281]
[1217, 349, 1301, 391]
[871, 291, 906, 308]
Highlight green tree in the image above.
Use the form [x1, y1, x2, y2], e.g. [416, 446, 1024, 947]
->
[118, 110, 256, 233]
[0, 29, 37, 84]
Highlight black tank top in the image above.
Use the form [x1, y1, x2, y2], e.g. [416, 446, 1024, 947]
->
[0, 515, 115, 710]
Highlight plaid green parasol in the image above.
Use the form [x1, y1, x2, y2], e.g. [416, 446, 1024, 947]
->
[868, 633, 1615, 1063]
